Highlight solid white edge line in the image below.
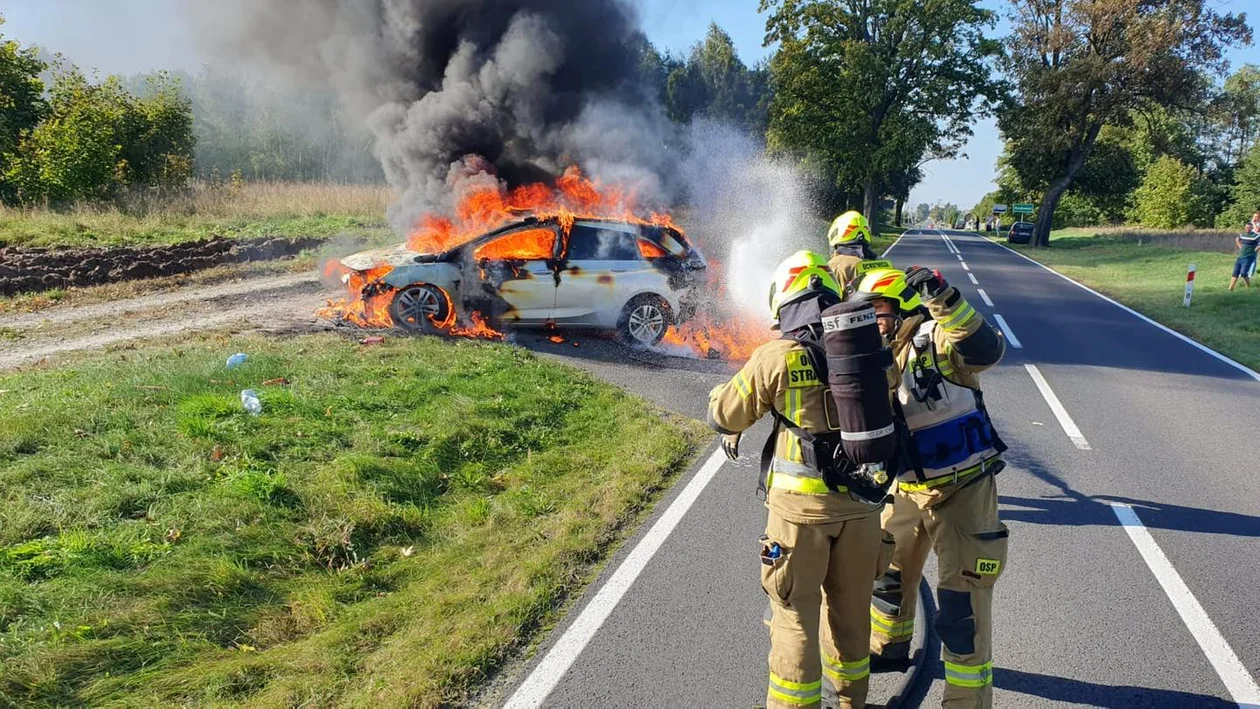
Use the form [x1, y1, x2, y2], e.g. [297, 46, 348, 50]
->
[1110, 503, 1260, 706]
[993, 314, 1022, 348]
[1024, 364, 1091, 450]
[504, 226, 919, 706]
[881, 230, 909, 258]
[504, 449, 729, 708]
[967, 273, 980, 285]
[977, 289, 994, 307]
[986, 238, 1260, 383]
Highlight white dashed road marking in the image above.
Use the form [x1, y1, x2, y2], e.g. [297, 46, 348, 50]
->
[968, 273, 980, 285]
[993, 314, 1022, 348]
[977, 289, 994, 307]
[961, 262, 971, 271]
[1024, 364, 1090, 450]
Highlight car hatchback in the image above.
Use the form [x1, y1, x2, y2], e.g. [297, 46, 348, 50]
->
[338, 217, 707, 346]
[1007, 222, 1035, 244]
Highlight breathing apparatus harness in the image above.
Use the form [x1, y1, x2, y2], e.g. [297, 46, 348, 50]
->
[894, 322, 1009, 486]
[757, 293, 899, 506]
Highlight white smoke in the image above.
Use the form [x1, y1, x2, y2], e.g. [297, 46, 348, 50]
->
[681, 121, 823, 323]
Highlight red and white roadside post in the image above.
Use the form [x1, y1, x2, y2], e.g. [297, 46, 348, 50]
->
[1184, 264, 1197, 307]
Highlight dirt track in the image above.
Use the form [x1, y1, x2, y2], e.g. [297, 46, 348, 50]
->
[0, 272, 335, 370]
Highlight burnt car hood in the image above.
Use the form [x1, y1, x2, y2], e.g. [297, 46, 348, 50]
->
[341, 244, 425, 271]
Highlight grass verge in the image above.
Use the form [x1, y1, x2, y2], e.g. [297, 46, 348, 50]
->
[876, 226, 909, 255]
[0, 333, 706, 706]
[1002, 234, 1260, 371]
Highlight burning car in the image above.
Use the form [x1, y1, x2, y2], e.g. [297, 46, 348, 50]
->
[332, 215, 707, 346]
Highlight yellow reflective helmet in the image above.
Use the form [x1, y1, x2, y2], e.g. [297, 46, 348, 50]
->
[768, 250, 841, 321]
[849, 267, 923, 314]
[826, 210, 873, 248]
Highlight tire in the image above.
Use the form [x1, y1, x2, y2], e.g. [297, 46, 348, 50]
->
[389, 284, 450, 332]
[618, 295, 672, 347]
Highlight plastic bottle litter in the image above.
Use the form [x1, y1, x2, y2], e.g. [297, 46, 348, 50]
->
[226, 353, 248, 369]
[240, 389, 262, 416]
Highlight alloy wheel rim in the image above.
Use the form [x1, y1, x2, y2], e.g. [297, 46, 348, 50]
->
[628, 304, 665, 343]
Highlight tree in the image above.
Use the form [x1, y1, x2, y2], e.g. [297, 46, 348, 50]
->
[1001, 0, 1252, 246]
[1130, 155, 1215, 228]
[1213, 64, 1260, 167]
[3, 68, 195, 205]
[661, 24, 771, 133]
[0, 15, 47, 200]
[1219, 142, 1260, 227]
[763, 0, 1002, 235]
[914, 203, 931, 223]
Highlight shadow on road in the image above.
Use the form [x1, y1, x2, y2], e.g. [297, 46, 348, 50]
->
[998, 449, 1260, 538]
[994, 668, 1234, 708]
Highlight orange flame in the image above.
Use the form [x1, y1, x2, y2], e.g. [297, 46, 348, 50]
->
[658, 258, 774, 362]
[406, 166, 674, 254]
[662, 315, 773, 362]
[317, 262, 505, 340]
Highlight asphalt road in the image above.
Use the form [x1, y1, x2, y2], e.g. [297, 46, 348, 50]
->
[487, 228, 1260, 708]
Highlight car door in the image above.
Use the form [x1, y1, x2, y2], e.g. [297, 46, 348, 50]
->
[553, 222, 665, 327]
[471, 224, 560, 323]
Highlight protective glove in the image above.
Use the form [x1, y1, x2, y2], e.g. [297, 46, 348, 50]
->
[721, 433, 742, 461]
[904, 266, 949, 300]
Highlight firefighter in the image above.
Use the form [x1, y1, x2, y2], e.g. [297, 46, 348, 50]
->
[848, 266, 1008, 709]
[708, 250, 888, 709]
[826, 211, 893, 287]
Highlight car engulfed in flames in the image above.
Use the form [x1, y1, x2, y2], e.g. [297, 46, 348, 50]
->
[319, 167, 773, 359]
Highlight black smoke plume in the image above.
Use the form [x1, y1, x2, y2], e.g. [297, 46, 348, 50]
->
[190, 0, 675, 230]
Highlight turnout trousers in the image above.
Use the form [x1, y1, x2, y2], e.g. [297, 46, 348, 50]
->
[869, 473, 1009, 709]
[762, 509, 889, 708]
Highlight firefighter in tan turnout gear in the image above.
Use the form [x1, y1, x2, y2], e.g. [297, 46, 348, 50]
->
[827, 211, 893, 287]
[708, 251, 890, 709]
[849, 267, 1008, 709]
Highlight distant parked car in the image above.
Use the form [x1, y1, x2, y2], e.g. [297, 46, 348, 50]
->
[1007, 222, 1035, 245]
[338, 217, 707, 346]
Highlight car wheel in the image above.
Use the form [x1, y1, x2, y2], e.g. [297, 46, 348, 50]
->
[389, 284, 450, 332]
[619, 295, 672, 347]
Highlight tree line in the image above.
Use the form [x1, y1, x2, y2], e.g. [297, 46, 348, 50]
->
[1, 3, 1255, 242]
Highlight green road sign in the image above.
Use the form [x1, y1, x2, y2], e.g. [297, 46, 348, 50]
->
[1013, 203, 1035, 214]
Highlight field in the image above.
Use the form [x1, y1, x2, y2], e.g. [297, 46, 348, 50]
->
[1005, 234, 1260, 371]
[0, 182, 395, 249]
[0, 333, 705, 706]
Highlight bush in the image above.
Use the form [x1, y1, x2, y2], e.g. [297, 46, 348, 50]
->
[1130, 156, 1215, 229]
[1, 69, 194, 206]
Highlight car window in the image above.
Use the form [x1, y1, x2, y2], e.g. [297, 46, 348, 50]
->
[473, 227, 557, 261]
[566, 224, 641, 261]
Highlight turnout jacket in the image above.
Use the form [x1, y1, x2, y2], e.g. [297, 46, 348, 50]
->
[708, 338, 882, 525]
[887, 286, 1006, 504]
[829, 245, 892, 289]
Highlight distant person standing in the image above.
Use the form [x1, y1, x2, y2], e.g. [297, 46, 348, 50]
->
[1230, 213, 1259, 291]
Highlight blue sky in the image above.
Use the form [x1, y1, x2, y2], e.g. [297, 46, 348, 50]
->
[4, 0, 1258, 210]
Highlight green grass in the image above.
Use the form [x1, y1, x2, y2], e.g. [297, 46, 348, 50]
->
[875, 226, 908, 255]
[1004, 234, 1260, 371]
[0, 333, 706, 707]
